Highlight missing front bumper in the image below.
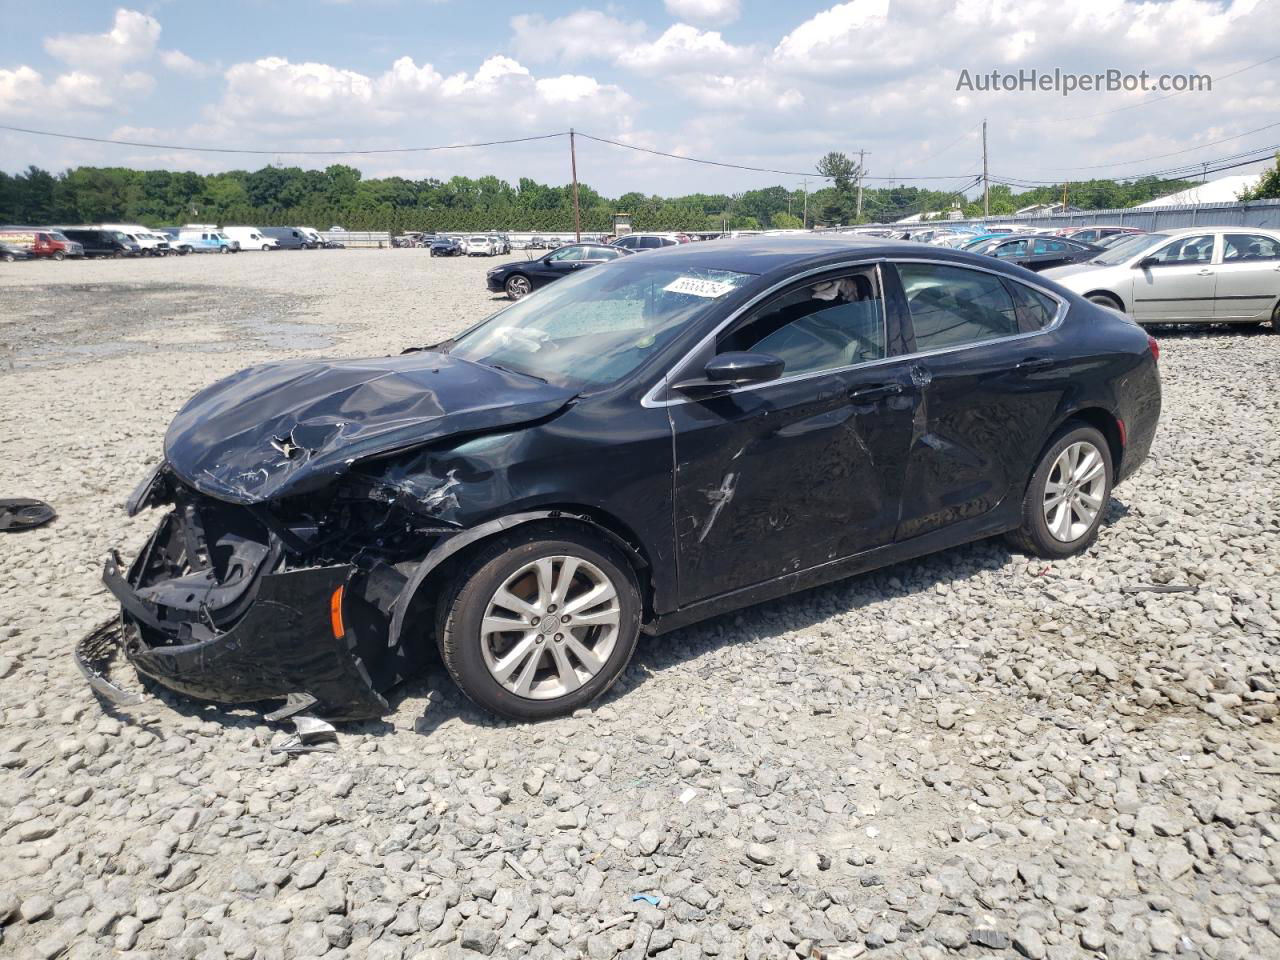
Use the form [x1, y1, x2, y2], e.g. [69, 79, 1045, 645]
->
[88, 552, 391, 721]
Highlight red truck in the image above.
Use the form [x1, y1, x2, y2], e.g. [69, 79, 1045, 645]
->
[0, 228, 84, 260]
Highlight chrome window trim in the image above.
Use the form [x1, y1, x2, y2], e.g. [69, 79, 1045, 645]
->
[641, 256, 1069, 409]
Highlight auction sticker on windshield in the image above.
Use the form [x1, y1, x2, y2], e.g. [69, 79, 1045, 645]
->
[664, 276, 739, 298]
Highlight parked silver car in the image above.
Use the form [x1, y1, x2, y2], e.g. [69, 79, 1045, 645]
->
[1042, 227, 1280, 327]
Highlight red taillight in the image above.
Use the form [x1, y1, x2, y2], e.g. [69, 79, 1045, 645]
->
[1116, 417, 1127, 449]
[1147, 334, 1160, 362]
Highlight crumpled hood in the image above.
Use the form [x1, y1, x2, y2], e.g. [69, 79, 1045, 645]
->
[165, 351, 575, 504]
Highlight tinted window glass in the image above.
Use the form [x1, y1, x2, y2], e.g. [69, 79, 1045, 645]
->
[451, 262, 754, 388]
[994, 239, 1028, 257]
[1034, 239, 1067, 254]
[548, 246, 587, 262]
[721, 270, 886, 376]
[1223, 234, 1280, 261]
[1004, 280, 1059, 332]
[1149, 234, 1214, 264]
[898, 263, 1019, 351]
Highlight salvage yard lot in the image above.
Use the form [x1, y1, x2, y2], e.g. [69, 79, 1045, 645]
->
[1, 249, 1279, 959]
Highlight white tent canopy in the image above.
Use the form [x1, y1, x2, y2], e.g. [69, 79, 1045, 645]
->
[1135, 174, 1262, 208]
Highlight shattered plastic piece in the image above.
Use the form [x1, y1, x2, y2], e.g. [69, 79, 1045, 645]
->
[270, 715, 338, 754]
[678, 788, 697, 804]
[631, 894, 661, 906]
[264, 693, 320, 722]
[0, 498, 56, 532]
[74, 620, 147, 708]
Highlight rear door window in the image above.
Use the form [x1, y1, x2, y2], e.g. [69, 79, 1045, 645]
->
[897, 263, 1020, 351]
[1223, 234, 1280, 262]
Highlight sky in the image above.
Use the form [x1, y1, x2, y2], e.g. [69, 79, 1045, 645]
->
[1, 0, 1277, 200]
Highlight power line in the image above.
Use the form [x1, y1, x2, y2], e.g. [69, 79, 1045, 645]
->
[993, 142, 1280, 186]
[574, 132, 975, 181]
[1035, 120, 1280, 171]
[0, 123, 568, 156]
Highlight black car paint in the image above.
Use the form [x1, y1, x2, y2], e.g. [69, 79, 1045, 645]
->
[984, 237, 1105, 272]
[60, 229, 138, 258]
[486, 243, 630, 295]
[90, 236, 1160, 719]
[430, 238, 464, 256]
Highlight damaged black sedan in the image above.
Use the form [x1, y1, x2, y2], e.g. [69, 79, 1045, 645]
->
[81, 236, 1161, 722]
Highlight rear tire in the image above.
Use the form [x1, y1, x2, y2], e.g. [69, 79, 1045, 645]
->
[436, 526, 641, 721]
[1087, 292, 1124, 311]
[1272, 301, 1280, 333]
[1006, 422, 1113, 559]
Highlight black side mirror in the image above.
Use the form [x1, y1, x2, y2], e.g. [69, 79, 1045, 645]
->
[1136, 256, 1159, 269]
[702, 352, 785, 385]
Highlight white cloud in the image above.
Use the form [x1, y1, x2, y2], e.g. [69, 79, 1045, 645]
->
[616, 24, 753, 73]
[772, 0, 891, 70]
[510, 11, 646, 64]
[663, 0, 741, 26]
[535, 74, 606, 104]
[44, 9, 161, 68]
[0, 65, 138, 115]
[161, 49, 212, 76]
[207, 53, 631, 136]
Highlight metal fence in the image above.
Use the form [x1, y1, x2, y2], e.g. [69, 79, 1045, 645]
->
[904, 198, 1280, 233]
[320, 230, 391, 248]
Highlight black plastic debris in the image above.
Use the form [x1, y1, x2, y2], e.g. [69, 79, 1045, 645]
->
[0, 498, 56, 532]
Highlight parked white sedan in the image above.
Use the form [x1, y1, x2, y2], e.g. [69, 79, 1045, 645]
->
[464, 236, 497, 256]
[1042, 227, 1280, 327]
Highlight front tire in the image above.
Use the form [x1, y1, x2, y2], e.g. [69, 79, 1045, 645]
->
[1006, 423, 1113, 559]
[1272, 301, 1280, 333]
[505, 274, 532, 300]
[437, 527, 641, 721]
[52, 252, 65, 261]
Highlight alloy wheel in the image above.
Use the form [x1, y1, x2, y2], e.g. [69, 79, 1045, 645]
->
[479, 555, 621, 700]
[507, 276, 531, 299]
[1043, 440, 1107, 542]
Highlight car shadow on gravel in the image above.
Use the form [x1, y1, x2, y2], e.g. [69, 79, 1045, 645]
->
[397, 498, 1133, 733]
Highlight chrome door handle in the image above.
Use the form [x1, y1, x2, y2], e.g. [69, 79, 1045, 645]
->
[1197, 268, 1214, 276]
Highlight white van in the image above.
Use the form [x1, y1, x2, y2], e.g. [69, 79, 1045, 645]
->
[223, 226, 279, 251]
[297, 227, 323, 247]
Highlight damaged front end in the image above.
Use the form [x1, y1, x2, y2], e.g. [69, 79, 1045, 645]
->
[77, 350, 579, 720]
[81, 463, 449, 720]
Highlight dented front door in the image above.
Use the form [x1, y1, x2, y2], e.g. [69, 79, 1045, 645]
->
[668, 365, 918, 605]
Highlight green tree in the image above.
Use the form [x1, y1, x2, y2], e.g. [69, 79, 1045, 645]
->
[1240, 153, 1280, 200]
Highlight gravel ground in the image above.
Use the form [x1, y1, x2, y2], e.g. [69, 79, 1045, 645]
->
[1, 249, 1278, 960]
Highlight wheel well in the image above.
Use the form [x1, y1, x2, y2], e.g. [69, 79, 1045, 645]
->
[398, 509, 657, 651]
[1084, 290, 1124, 311]
[1064, 407, 1124, 472]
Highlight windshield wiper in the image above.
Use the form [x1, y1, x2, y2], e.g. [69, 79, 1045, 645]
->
[485, 361, 548, 384]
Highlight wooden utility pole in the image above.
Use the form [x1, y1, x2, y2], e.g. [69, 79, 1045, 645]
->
[569, 128, 581, 242]
[856, 149, 867, 222]
[1062, 181, 1069, 209]
[802, 178, 809, 228]
[981, 119, 989, 218]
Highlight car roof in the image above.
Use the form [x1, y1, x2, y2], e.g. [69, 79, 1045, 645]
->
[627, 233, 1032, 277]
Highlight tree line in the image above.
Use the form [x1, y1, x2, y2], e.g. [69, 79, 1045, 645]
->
[0, 155, 1221, 233]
